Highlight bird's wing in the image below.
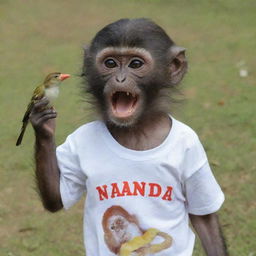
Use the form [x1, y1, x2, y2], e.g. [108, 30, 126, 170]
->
[21, 84, 45, 123]
[32, 84, 45, 101]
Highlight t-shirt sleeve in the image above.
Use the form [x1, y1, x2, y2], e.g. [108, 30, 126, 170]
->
[56, 135, 87, 210]
[185, 162, 225, 215]
[183, 133, 225, 215]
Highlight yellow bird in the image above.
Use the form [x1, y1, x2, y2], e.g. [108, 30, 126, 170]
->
[16, 72, 70, 146]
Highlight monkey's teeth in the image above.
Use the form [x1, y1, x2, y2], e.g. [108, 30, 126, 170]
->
[126, 92, 129, 96]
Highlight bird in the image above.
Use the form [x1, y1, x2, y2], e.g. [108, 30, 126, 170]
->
[16, 72, 70, 146]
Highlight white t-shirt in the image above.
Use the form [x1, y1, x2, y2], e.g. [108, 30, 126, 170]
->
[56, 117, 224, 256]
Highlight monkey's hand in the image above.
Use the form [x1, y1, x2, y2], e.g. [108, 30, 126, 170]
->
[30, 98, 57, 140]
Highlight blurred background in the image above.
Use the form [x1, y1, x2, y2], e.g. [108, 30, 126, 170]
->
[0, 0, 255, 255]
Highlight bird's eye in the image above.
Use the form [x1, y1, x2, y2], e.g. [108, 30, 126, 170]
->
[129, 59, 144, 69]
[55, 75, 58, 78]
[104, 59, 117, 68]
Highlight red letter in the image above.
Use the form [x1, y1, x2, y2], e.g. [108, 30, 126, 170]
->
[148, 183, 162, 197]
[162, 186, 173, 201]
[133, 181, 146, 196]
[121, 181, 133, 196]
[96, 185, 108, 201]
[111, 183, 123, 198]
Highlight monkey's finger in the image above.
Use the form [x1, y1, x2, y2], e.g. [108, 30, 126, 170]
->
[32, 98, 50, 112]
[31, 108, 56, 117]
[30, 110, 57, 126]
[30, 109, 57, 121]
[36, 113, 57, 125]
[34, 96, 49, 104]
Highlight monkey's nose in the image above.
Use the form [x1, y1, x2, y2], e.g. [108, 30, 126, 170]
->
[116, 76, 126, 83]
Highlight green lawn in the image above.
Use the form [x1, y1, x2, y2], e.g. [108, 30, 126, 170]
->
[0, 0, 255, 255]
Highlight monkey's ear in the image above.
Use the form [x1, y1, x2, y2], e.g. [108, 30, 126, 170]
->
[168, 46, 188, 85]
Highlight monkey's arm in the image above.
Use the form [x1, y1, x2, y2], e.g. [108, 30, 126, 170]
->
[189, 213, 228, 256]
[31, 98, 63, 212]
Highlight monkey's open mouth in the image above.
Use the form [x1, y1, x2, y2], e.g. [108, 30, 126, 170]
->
[111, 91, 138, 118]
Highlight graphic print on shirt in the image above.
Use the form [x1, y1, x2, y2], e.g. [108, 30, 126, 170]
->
[102, 206, 172, 256]
[96, 181, 173, 201]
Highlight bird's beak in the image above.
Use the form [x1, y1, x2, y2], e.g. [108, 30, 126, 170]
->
[59, 74, 71, 81]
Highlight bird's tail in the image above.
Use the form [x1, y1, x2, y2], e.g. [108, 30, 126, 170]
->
[16, 122, 28, 146]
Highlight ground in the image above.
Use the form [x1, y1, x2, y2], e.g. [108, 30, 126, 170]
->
[0, 0, 255, 255]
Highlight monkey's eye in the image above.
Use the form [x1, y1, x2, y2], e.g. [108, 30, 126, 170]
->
[104, 59, 117, 68]
[129, 59, 144, 69]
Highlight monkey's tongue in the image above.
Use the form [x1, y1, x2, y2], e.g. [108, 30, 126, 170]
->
[113, 92, 137, 117]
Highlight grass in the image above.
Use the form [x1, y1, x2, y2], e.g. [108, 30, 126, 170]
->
[0, 0, 255, 255]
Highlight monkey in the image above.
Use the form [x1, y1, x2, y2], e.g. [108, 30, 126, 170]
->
[30, 18, 228, 255]
[102, 206, 172, 255]
[102, 206, 143, 254]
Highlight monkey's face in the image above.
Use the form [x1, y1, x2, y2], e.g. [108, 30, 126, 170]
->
[107, 215, 143, 245]
[83, 19, 188, 127]
[94, 47, 155, 126]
